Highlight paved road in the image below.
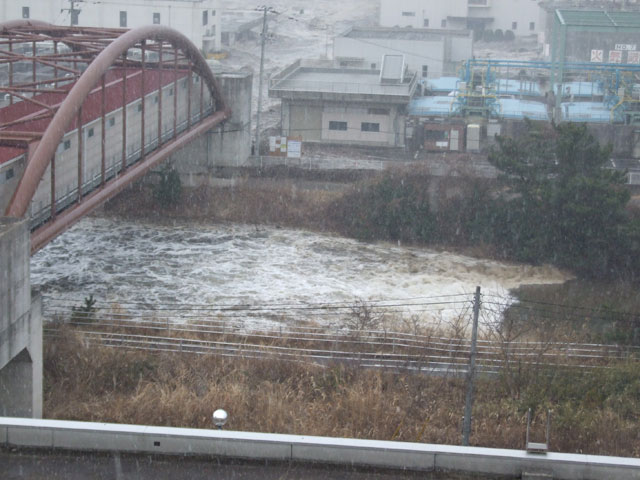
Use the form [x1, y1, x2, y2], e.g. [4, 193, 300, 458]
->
[1, 448, 508, 479]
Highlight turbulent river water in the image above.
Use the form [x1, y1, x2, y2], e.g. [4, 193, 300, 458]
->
[31, 216, 571, 328]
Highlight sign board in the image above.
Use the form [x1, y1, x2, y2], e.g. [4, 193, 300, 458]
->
[615, 44, 637, 51]
[268, 136, 302, 158]
[590, 49, 603, 62]
[287, 140, 302, 158]
[628, 51, 640, 64]
[609, 50, 623, 64]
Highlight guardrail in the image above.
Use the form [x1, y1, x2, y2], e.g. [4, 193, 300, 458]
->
[2, 417, 640, 479]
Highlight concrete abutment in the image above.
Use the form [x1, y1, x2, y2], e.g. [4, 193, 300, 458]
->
[0, 218, 42, 418]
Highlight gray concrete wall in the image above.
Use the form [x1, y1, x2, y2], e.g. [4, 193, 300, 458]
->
[0, 155, 26, 216]
[500, 120, 637, 158]
[0, 218, 42, 418]
[1, 417, 640, 479]
[169, 70, 253, 185]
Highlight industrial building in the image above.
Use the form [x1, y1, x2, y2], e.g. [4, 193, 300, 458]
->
[266, 6, 640, 160]
[379, 0, 546, 37]
[269, 57, 418, 148]
[333, 27, 473, 79]
[0, 0, 222, 55]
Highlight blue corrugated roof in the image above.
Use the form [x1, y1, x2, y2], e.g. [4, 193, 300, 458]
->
[495, 79, 542, 97]
[423, 76, 460, 93]
[408, 96, 456, 116]
[560, 102, 611, 123]
[498, 99, 549, 120]
[560, 82, 604, 98]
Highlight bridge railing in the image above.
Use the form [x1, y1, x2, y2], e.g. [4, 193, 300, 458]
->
[29, 107, 214, 230]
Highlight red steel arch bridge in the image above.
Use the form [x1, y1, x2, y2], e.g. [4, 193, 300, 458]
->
[0, 20, 230, 253]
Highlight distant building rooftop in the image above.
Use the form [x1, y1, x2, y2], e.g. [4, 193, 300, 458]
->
[498, 99, 549, 121]
[340, 26, 472, 41]
[269, 60, 418, 103]
[556, 9, 640, 28]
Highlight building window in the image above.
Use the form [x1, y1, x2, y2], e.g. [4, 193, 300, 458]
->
[169, 88, 174, 96]
[137, 103, 143, 112]
[212, 10, 216, 16]
[154, 95, 159, 104]
[401, 11, 415, 17]
[5, 168, 14, 180]
[109, 117, 115, 127]
[512, 21, 517, 30]
[22, 7, 29, 19]
[203, 10, 208, 25]
[63, 140, 71, 150]
[368, 108, 389, 115]
[329, 121, 347, 131]
[371, 63, 376, 69]
[153, 12, 160, 24]
[120, 11, 127, 28]
[441, 19, 447, 28]
[423, 19, 429, 27]
[87, 127, 94, 138]
[71, 9, 79, 25]
[361, 122, 380, 132]
[422, 65, 428, 78]
[529, 22, 535, 31]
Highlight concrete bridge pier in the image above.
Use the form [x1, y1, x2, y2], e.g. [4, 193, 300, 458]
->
[0, 218, 42, 418]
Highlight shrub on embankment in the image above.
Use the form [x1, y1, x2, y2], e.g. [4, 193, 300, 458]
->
[327, 167, 495, 248]
[43, 326, 640, 457]
[328, 123, 640, 282]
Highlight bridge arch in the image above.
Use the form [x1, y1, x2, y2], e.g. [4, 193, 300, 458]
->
[3, 22, 229, 221]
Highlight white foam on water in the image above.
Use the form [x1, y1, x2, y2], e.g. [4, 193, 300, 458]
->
[32, 217, 571, 329]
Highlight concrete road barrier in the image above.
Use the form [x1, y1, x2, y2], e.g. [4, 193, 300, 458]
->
[1, 417, 639, 479]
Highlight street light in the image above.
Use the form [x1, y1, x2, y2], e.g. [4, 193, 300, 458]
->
[212, 409, 228, 429]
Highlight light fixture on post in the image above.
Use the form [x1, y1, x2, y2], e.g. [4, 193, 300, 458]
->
[212, 409, 228, 430]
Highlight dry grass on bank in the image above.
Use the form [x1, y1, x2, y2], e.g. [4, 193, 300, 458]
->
[44, 326, 640, 457]
[103, 179, 340, 231]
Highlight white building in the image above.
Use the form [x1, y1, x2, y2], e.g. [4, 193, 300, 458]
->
[269, 58, 419, 148]
[334, 27, 473, 79]
[379, 0, 545, 37]
[0, 0, 222, 54]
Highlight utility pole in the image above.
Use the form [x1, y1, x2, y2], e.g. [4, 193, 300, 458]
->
[62, 0, 81, 27]
[462, 286, 481, 446]
[254, 5, 268, 156]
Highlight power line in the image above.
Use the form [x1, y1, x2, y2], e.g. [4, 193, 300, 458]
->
[483, 293, 640, 321]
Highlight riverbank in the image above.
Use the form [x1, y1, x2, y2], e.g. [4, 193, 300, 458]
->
[43, 324, 640, 457]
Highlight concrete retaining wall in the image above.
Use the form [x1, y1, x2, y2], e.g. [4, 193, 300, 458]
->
[1, 418, 639, 479]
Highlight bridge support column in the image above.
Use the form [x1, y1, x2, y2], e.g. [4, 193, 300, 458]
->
[0, 218, 42, 418]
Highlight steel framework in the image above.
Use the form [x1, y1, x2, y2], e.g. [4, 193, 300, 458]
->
[0, 20, 230, 252]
